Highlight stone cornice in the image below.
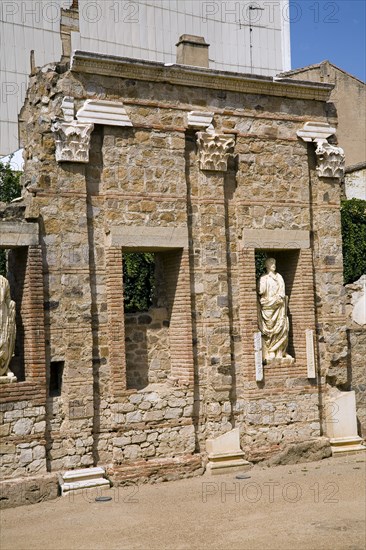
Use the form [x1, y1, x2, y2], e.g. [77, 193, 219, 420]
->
[71, 51, 333, 102]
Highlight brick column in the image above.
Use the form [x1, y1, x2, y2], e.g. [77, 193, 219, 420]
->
[106, 246, 126, 395]
[22, 245, 46, 388]
[163, 248, 194, 386]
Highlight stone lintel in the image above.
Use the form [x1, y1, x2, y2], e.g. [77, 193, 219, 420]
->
[242, 229, 310, 249]
[107, 226, 189, 250]
[0, 222, 39, 248]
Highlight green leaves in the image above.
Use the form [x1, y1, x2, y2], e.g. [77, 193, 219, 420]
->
[255, 251, 267, 280]
[0, 159, 21, 203]
[0, 158, 22, 276]
[341, 198, 366, 284]
[123, 252, 155, 312]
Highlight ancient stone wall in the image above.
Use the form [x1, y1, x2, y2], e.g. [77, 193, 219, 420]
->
[345, 276, 366, 437]
[0, 55, 353, 488]
[125, 308, 171, 389]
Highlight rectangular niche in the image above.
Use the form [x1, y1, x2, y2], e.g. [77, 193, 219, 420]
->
[5, 248, 27, 381]
[106, 226, 193, 392]
[123, 250, 190, 390]
[255, 249, 314, 365]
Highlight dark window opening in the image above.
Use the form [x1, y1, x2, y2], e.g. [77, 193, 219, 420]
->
[49, 361, 64, 397]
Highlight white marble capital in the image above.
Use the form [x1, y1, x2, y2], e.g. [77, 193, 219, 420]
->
[52, 120, 94, 163]
[315, 140, 345, 179]
[297, 121, 345, 179]
[196, 131, 235, 172]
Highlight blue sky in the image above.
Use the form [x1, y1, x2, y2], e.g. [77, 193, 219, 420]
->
[290, 0, 366, 81]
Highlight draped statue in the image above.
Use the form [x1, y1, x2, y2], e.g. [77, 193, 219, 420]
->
[257, 258, 293, 362]
[0, 275, 17, 378]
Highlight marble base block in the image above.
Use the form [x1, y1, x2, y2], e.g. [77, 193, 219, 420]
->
[324, 389, 365, 455]
[206, 428, 251, 475]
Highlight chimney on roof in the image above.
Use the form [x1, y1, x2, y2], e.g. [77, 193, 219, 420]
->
[176, 35, 209, 68]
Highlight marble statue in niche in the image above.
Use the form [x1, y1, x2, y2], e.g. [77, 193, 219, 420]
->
[257, 258, 293, 362]
[0, 275, 17, 379]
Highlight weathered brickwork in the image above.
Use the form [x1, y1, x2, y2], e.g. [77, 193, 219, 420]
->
[1, 54, 362, 498]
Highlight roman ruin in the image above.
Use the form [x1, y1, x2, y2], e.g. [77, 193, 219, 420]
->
[0, 45, 364, 506]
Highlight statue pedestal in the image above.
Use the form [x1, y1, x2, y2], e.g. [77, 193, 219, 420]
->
[324, 390, 365, 455]
[205, 428, 251, 475]
[0, 371, 17, 384]
[265, 356, 294, 366]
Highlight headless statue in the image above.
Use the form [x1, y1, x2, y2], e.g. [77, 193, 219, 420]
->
[257, 258, 293, 362]
[0, 275, 16, 378]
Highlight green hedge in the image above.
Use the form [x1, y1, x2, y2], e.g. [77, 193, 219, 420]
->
[341, 198, 366, 284]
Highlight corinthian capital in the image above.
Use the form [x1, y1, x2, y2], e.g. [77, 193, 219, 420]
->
[52, 120, 94, 163]
[315, 141, 345, 179]
[297, 121, 345, 179]
[196, 131, 235, 172]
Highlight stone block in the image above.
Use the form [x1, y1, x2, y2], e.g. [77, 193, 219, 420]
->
[0, 222, 39, 247]
[323, 389, 365, 455]
[108, 225, 188, 249]
[13, 418, 33, 436]
[60, 467, 110, 495]
[242, 228, 310, 249]
[126, 411, 142, 423]
[205, 428, 251, 475]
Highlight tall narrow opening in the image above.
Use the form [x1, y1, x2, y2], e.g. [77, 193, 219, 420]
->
[124, 252, 170, 389]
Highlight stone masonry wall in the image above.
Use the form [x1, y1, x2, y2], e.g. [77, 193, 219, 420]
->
[345, 277, 366, 437]
[0, 57, 351, 488]
[0, 401, 46, 478]
[125, 308, 171, 389]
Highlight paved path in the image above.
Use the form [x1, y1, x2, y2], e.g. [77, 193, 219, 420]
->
[1, 454, 365, 550]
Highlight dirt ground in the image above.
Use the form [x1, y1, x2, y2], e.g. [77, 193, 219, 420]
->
[1, 454, 365, 550]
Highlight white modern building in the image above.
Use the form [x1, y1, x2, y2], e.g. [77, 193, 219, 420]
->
[0, 0, 291, 157]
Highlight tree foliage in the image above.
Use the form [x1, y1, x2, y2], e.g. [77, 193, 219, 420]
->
[341, 198, 366, 284]
[123, 252, 155, 312]
[0, 159, 21, 203]
[255, 250, 267, 280]
[0, 159, 22, 276]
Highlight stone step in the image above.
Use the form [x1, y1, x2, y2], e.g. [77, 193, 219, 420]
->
[60, 467, 110, 495]
[61, 478, 111, 495]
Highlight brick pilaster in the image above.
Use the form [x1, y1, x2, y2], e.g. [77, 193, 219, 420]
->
[238, 248, 258, 382]
[106, 247, 126, 395]
[22, 245, 46, 387]
[162, 248, 194, 386]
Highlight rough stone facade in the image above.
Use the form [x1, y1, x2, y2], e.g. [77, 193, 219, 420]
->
[345, 276, 366, 437]
[0, 52, 363, 504]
